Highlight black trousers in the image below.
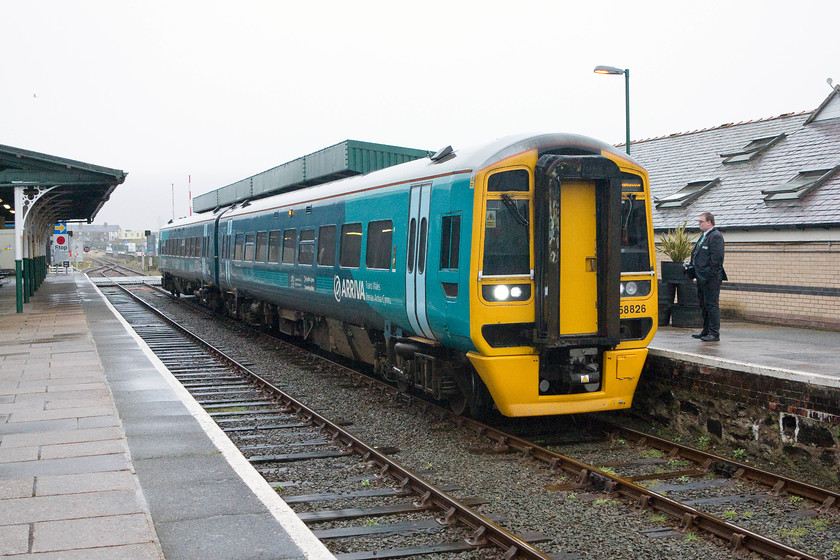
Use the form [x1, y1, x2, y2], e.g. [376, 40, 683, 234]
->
[697, 277, 722, 337]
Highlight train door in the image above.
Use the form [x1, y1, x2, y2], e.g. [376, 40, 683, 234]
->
[223, 219, 233, 287]
[559, 181, 598, 334]
[202, 223, 210, 281]
[533, 154, 622, 347]
[405, 182, 435, 339]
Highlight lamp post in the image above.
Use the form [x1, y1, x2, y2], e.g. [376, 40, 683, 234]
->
[594, 65, 630, 154]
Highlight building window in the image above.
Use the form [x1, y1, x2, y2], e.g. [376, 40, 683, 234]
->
[255, 232, 268, 262]
[340, 223, 362, 268]
[298, 229, 315, 265]
[655, 178, 720, 209]
[282, 230, 296, 264]
[366, 220, 393, 270]
[721, 134, 785, 164]
[440, 215, 461, 270]
[762, 167, 840, 201]
[318, 225, 336, 266]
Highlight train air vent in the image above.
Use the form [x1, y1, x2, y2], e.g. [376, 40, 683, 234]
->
[430, 145, 455, 162]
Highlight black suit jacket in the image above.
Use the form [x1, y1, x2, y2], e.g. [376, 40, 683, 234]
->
[691, 228, 727, 283]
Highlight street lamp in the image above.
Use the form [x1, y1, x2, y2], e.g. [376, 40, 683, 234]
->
[594, 65, 630, 154]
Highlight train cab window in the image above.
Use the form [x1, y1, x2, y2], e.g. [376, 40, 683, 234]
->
[621, 173, 652, 273]
[233, 234, 245, 260]
[282, 229, 296, 264]
[298, 229, 315, 265]
[366, 220, 393, 270]
[255, 232, 268, 262]
[318, 225, 336, 266]
[440, 215, 461, 270]
[340, 223, 362, 268]
[483, 198, 530, 276]
[244, 234, 256, 261]
[268, 230, 282, 263]
[488, 169, 529, 192]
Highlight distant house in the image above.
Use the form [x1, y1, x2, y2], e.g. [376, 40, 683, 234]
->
[630, 84, 840, 329]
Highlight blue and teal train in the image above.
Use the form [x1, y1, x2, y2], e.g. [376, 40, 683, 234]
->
[159, 133, 657, 417]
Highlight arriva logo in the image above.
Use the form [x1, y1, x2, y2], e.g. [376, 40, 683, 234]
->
[333, 276, 366, 302]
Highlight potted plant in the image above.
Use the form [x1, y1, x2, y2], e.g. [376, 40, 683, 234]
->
[657, 222, 703, 328]
[657, 221, 697, 283]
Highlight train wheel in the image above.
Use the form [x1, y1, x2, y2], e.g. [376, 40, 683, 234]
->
[448, 393, 468, 416]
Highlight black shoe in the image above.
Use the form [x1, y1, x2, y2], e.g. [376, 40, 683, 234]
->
[700, 335, 720, 342]
[691, 332, 707, 339]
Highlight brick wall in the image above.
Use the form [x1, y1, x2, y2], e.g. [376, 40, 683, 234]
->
[656, 241, 840, 329]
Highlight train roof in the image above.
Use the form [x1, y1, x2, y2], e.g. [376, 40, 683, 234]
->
[163, 133, 637, 230]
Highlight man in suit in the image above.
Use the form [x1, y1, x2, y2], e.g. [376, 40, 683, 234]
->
[690, 212, 726, 341]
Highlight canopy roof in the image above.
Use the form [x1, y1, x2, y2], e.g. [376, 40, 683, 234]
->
[0, 144, 127, 224]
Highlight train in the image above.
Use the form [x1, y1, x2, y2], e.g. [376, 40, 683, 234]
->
[159, 133, 657, 417]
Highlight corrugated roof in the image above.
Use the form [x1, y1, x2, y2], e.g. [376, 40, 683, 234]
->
[629, 89, 840, 232]
[192, 140, 430, 213]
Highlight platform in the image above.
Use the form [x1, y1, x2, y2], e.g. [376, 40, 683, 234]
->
[0, 274, 334, 559]
[652, 321, 840, 388]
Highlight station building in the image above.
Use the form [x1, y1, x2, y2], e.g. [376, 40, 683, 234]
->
[635, 83, 840, 329]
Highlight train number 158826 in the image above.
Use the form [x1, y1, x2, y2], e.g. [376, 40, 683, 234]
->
[620, 304, 646, 315]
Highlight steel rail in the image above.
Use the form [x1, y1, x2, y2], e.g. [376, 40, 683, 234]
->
[600, 421, 839, 513]
[113, 284, 555, 560]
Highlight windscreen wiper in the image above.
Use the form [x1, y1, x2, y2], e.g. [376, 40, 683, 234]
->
[501, 194, 529, 227]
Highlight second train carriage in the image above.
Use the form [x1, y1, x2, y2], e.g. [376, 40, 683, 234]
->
[160, 133, 657, 417]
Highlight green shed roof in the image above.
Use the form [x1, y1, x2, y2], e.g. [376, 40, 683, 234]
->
[193, 140, 428, 213]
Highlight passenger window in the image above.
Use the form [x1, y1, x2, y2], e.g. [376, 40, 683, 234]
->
[366, 220, 393, 270]
[440, 215, 461, 270]
[268, 230, 282, 263]
[487, 169, 530, 192]
[340, 223, 362, 268]
[282, 230, 296, 264]
[244, 234, 256, 261]
[255, 232, 268, 262]
[299, 229, 315, 265]
[318, 225, 336, 266]
[179, 238, 186, 257]
[233, 234, 244, 260]
[418, 218, 428, 274]
[407, 218, 417, 273]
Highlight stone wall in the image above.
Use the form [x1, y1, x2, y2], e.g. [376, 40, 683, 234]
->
[634, 354, 840, 485]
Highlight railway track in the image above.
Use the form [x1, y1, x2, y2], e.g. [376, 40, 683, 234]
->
[104, 282, 840, 559]
[100, 284, 555, 560]
[86, 257, 148, 278]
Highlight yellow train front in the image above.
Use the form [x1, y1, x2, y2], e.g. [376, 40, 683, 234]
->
[463, 134, 656, 417]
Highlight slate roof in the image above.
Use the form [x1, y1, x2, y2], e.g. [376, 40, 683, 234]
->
[630, 87, 840, 232]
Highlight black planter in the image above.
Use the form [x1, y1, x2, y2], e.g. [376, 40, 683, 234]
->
[671, 304, 703, 328]
[658, 304, 672, 326]
[661, 261, 689, 283]
[677, 282, 699, 306]
[657, 281, 676, 326]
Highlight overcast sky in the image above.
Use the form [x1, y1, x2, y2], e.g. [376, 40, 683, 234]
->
[3, 0, 838, 231]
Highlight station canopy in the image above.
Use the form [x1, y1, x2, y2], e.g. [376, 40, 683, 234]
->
[0, 144, 127, 225]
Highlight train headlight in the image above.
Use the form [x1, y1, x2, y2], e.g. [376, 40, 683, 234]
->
[619, 280, 651, 298]
[482, 284, 532, 302]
